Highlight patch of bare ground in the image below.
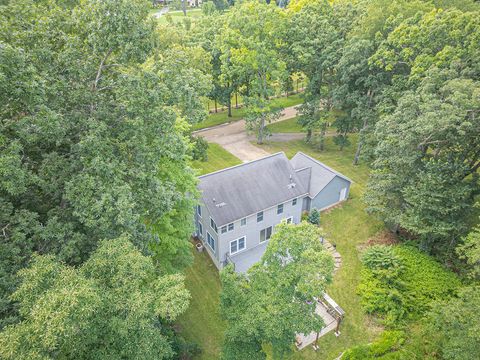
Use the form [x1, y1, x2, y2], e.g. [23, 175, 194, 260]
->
[356, 230, 399, 253]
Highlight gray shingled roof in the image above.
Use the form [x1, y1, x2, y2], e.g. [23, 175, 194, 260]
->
[290, 152, 352, 198]
[198, 153, 308, 226]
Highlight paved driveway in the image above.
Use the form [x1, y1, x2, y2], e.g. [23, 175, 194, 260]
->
[194, 105, 302, 162]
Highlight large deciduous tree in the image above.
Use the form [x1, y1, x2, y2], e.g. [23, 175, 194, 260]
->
[220, 222, 334, 359]
[0, 0, 208, 326]
[221, 2, 287, 144]
[365, 8, 480, 254]
[0, 237, 190, 359]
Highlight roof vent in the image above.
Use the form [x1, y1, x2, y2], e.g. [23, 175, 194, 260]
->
[216, 202, 227, 208]
[212, 198, 216, 203]
[287, 183, 296, 189]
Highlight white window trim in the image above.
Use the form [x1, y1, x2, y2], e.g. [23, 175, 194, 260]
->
[230, 236, 247, 255]
[257, 211, 264, 223]
[277, 203, 284, 215]
[260, 226, 272, 243]
[241, 217, 247, 226]
[210, 217, 217, 233]
[285, 216, 293, 224]
[215, 194, 309, 228]
[206, 231, 215, 251]
[197, 205, 202, 217]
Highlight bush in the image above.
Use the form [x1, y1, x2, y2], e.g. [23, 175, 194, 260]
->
[358, 245, 461, 326]
[191, 136, 208, 161]
[343, 331, 406, 359]
[308, 208, 320, 225]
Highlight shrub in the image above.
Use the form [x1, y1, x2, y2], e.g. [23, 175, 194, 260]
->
[358, 245, 461, 326]
[308, 208, 320, 225]
[343, 331, 406, 359]
[191, 136, 208, 161]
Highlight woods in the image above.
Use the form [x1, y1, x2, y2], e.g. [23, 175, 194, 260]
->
[1, 0, 480, 359]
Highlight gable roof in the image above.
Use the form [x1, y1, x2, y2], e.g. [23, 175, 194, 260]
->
[198, 152, 308, 226]
[290, 152, 352, 198]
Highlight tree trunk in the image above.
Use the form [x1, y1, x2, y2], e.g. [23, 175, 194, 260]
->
[296, 79, 299, 93]
[227, 96, 232, 117]
[319, 123, 326, 151]
[214, 99, 217, 113]
[306, 129, 312, 142]
[235, 92, 238, 108]
[181, 0, 186, 16]
[353, 139, 362, 165]
[257, 116, 265, 144]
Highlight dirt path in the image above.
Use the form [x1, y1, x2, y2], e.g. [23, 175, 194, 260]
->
[194, 105, 301, 162]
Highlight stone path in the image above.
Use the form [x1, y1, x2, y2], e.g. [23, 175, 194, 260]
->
[322, 237, 342, 273]
[194, 105, 300, 162]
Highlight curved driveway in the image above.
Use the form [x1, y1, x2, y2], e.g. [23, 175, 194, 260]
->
[194, 105, 303, 162]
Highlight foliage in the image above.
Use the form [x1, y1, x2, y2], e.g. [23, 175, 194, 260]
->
[457, 207, 480, 279]
[308, 208, 320, 225]
[0, 0, 208, 327]
[342, 331, 406, 360]
[190, 136, 209, 162]
[425, 286, 480, 360]
[220, 222, 334, 359]
[220, 2, 288, 144]
[358, 245, 461, 326]
[0, 237, 190, 359]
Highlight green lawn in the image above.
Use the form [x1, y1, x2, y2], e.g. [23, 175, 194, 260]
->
[266, 117, 304, 133]
[194, 93, 304, 130]
[154, 8, 203, 24]
[176, 250, 225, 360]
[191, 143, 242, 175]
[183, 137, 384, 359]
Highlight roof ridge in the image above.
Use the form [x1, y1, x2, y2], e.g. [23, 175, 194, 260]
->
[294, 152, 352, 182]
[198, 152, 287, 179]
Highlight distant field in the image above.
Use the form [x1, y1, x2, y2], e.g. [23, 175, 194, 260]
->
[152, 8, 204, 24]
[194, 93, 304, 130]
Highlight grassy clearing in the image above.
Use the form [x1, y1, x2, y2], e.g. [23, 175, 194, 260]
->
[176, 249, 225, 360]
[266, 117, 304, 133]
[184, 136, 383, 359]
[194, 93, 304, 130]
[256, 136, 382, 359]
[154, 8, 203, 24]
[191, 143, 242, 175]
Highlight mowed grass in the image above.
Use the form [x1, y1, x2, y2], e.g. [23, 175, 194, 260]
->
[184, 136, 383, 359]
[191, 143, 242, 175]
[193, 93, 304, 130]
[257, 136, 383, 359]
[176, 249, 225, 360]
[154, 8, 203, 24]
[266, 116, 304, 133]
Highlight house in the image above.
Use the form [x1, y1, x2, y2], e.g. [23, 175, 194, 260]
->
[194, 152, 351, 273]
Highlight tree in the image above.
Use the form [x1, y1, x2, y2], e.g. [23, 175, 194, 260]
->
[365, 9, 480, 253]
[365, 77, 480, 253]
[220, 2, 287, 144]
[426, 286, 480, 360]
[308, 208, 320, 225]
[0, 237, 190, 359]
[457, 209, 480, 279]
[0, 0, 207, 326]
[220, 222, 334, 359]
[287, 0, 356, 147]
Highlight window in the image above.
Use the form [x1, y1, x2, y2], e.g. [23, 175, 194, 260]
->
[257, 211, 263, 222]
[241, 218, 247, 226]
[197, 205, 202, 217]
[230, 236, 246, 255]
[198, 222, 203, 235]
[286, 217, 293, 224]
[210, 218, 218, 233]
[221, 223, 234, 234]
[277, 203, 284, 214]
[260, 226, 272, 243]
[207, 232, 215, 251]
[292, 198, 297, 206]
